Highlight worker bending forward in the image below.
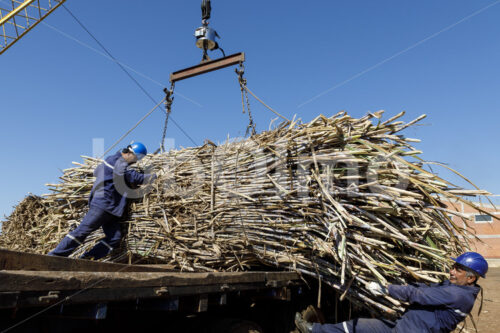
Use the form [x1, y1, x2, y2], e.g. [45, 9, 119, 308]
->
[295, 252, 488, 333]
[49, 142, 156, 260]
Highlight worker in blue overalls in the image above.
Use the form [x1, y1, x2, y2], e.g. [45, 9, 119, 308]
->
[295, 252, 488, 333]
[49, 142, 156, 260]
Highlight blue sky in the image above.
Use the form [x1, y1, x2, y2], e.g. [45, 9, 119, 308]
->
[1, 0, 499, 221]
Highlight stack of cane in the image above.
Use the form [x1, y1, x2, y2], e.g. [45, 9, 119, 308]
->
[0, 111, 492, 315]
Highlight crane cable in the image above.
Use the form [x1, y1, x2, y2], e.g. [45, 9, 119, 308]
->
[159, 62, 291, 146]
[161, 82, 175, 152]
[235, 63, 289, 123]
[101, 62, 290, 157]
[101, 97, 166, 158]
[58, 97, 167, 214]
[61, 4, 198, 147]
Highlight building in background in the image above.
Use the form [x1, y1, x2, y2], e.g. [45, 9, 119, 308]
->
[445, 201, 500, 258]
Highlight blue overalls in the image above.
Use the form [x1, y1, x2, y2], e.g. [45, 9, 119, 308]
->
[49, 151, 154, 259]
[312, 281, 479, 333]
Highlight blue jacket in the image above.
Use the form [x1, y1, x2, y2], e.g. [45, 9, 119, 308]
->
[388, 280, 479, 333]
[89, 151, 155, 217]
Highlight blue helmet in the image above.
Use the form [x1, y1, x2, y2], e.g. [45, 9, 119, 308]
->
[452, 252, 488, 278]
[128, 142, 147, 160]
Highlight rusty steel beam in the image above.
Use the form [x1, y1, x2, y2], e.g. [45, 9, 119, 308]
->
[170, 52, 245, 83]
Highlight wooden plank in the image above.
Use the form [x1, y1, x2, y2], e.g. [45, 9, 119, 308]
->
[0, 270, 300, 292]
[7, 288, 160, 308]
[170, 52, 245, 82]
[0, 249, 172, 273]
[3, 280, 300, 309]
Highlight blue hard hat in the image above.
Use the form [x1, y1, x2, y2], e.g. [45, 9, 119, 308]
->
[452, 252, 488, 278]
[128, 142, 147, 160]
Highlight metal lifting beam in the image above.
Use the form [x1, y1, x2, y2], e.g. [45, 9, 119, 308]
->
[170, 52, 245, 83]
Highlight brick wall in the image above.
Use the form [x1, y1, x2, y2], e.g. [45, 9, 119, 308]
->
[444, 201, 500, 258]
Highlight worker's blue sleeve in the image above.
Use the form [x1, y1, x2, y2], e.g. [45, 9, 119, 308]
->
[388, 281, 479, 333]
[114, 159, 156, 186]
[388, 283, 461, 307]
[124, 168, 145, 185]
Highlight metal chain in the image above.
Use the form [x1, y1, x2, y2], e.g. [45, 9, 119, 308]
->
[235, 62, 256, 136]
[161, 82, 175, 153]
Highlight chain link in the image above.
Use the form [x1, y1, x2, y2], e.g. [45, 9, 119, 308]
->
[161, 82, 175, 153]
[235, 62, 256, 136]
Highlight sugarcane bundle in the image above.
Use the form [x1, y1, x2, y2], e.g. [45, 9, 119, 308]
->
[0, 110, 492, 316]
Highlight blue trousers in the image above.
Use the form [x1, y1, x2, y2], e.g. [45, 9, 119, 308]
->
[49, 206, 122, 260]
[313, 318, 395, 333]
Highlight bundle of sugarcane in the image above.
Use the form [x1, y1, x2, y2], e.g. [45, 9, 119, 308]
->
[0, 195, 50, 251]
[0, 111, 492, 316]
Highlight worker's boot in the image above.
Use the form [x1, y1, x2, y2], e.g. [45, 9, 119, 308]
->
[295, 312, 314, 333]
[80, 241, 113, 260]
[48, 235, 81, 257]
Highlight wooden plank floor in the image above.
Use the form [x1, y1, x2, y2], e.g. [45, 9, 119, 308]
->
[0, 249, 173, 272]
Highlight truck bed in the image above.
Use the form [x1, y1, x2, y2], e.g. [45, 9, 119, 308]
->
[0, 249, 301, 310]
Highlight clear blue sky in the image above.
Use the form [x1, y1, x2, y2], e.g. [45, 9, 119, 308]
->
[1, 0, 499, 221]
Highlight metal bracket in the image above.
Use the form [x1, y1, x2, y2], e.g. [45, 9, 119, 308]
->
[38, 291, 60, 302]
[95, 303, 108, 320]
[155, 287, 169, 296]
[266, 280, 279, 288]
[197, 295, 208, 312]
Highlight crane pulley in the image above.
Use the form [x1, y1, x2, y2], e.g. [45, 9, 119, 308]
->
[195, 0, 224, 62]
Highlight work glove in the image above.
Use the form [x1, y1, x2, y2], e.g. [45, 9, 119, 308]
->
[366, 281, 388, 297]
[295, 312, 314, 333]
[146, 173, 158, 183]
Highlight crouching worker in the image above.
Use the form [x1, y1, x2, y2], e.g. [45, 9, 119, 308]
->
[295, 252, 488, 333]
[49, 142, 156, 260]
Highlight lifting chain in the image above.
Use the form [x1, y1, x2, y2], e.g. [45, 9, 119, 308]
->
[161, 82, 175, 153]
[235, 62, 256, 136]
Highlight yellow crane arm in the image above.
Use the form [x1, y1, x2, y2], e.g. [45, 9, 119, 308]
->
[0, 0, 67, 55]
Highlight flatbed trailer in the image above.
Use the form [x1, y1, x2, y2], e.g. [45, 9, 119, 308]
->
[0, 249, 312, 332]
